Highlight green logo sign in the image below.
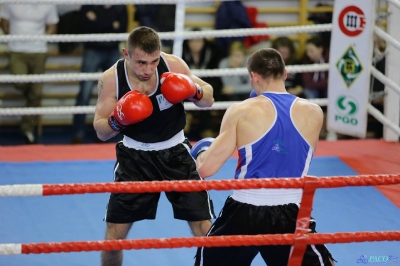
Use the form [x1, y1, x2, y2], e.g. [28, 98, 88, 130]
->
[336, 95, 358, 115]
[334, 95, 358, 125]
[336, 45, 363, 88]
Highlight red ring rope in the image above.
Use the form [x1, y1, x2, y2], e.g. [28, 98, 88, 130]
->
[11, 231, 399, 255]
[41, 174, 400, 196]
[1, 173, 399, 260]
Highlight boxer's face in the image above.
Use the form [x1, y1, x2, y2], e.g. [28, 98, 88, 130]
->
[124, 47, 160, 82]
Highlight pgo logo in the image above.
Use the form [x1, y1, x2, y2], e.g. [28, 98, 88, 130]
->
[336, 95, 358, 115]
[338, 6, 366, 37]
[335, 95, 359, 125]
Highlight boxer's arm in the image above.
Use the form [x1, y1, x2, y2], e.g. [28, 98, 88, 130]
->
[163, 53, 214, 107]
[195, 104, 239, 178]
[93, 69, 120, 141]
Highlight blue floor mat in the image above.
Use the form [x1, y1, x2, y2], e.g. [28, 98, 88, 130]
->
[0, 157, 399, 265]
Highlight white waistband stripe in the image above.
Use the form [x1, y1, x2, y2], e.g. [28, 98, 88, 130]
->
[122, 130, 185, 151]
[232, 188, 302, 206]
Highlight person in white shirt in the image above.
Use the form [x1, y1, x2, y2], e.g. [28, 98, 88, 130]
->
[1, 4, 59, 144]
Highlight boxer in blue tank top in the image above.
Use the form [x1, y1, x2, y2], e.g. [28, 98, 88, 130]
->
[192, 48, 335, 266]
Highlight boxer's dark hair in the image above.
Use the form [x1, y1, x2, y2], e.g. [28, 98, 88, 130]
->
[247, 48, 285, 80]
[127, 26, 161, 55]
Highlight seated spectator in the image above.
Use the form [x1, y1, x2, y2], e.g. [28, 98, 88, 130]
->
[301, 36, 335, 140]
[308, 3, 333, 49]
[181, 28, 224, 100]
[218, 41, 251, 101]
[301, 36, 329, 99]
[271, 37, 305, 98]
[181, 28, 224, 139]
[214, 1, 251, 57]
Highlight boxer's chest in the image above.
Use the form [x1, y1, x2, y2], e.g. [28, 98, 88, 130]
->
[130, 75, 158, 96]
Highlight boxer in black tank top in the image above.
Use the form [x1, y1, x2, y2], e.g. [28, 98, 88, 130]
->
[93, 26, 216, 266]
[115, 55, 186, 142]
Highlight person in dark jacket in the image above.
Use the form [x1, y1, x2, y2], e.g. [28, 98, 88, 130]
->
[181, 28, 224, 139]
[272, 37, 305, 98]
[214, 1, 251, 57]
[301, 36, 329, 99]
[72, 5, 127, 144]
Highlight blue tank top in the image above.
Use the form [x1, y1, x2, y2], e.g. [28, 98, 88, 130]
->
[235, 92, 313, 180]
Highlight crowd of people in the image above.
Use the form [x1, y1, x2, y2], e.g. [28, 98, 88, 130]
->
[0, 3, 385, 143]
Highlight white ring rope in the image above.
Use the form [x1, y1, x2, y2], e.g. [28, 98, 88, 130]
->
[370, 66, 400, 97]
[367, 103, 400, 136]
[387, 0, 400, 9]
[0, 24, 333, 43]
[0, 64, 330, 83]
[374, 26, 400, 52]
[0, 99, 330, 116]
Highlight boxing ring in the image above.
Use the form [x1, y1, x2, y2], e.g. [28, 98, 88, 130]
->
[0, 0, 400, 265]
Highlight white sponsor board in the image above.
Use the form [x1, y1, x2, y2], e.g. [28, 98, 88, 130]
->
[327, 0, 375, 138]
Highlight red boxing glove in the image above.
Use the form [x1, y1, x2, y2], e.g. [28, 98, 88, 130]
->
[160, 72, 203, 104]
[108, 90, 153, 131]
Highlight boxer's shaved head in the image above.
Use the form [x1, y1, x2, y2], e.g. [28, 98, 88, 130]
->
[247, 48, 285, 80]
[127, 26, 161, 55]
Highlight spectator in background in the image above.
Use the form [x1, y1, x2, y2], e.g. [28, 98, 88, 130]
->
[72, 5, 127, 144]
[272, 37, 305, 98]
[0, 4, 59, 144]
[134, 4, 176, 51]
[181, 28, 224, 139]
[218, 41, 251, 101]
[57, 5, 82, 54]
[214, 1, 251, 57]
[308, 3, 333, 49]
[301, 36, 329, 99]
[301, 36, 336, 140]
